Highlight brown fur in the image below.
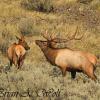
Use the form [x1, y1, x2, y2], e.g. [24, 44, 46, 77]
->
[51, 43, 98, 66]
[35, 40, 97, 81]
[35, 41, 58, 65]
[7, 36, 30, 69]
[81, 51, 98, 66]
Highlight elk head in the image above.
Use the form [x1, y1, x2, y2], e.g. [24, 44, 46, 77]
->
[16, 35, 30, 50]
[35, 30, 57, 50]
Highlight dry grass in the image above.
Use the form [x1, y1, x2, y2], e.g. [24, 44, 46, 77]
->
[0, 0, 100, 100]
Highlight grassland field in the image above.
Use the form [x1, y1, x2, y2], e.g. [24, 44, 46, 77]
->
[0, 0, 100, 100]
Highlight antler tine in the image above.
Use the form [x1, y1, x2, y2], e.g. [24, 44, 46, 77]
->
[68, 26, 84, 41]
[74, 33, 84, 40]
[42, 30, 57, 41]
[67, 26, 78, 41]
[42, 30, 51, 40]
[50, 32, 53, 40]
[71, 26, 84, 40]
[50, 32, 56, 41]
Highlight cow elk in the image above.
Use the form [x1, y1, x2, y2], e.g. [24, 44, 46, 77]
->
[35, 27, 98, 81]
[7, 35, 30, 69]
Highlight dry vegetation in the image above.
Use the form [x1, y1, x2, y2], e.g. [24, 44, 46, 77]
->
[0, 0, 100, 100]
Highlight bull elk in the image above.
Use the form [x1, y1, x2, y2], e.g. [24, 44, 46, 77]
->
[35, 27, 98, 81]
[7, 35, 30, 69]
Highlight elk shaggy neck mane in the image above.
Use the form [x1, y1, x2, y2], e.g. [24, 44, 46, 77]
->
[43, 48, 59, 65]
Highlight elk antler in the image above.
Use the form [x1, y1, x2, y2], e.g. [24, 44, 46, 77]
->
[51, 26, 84, 43]
[42, 30, 56, 41]
[42, 26, 84, 43]
[42, 30, 68, 43]
[66, 26, 84, 41]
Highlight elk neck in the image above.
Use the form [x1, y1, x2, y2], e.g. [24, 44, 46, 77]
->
[39, 43, 58, 65]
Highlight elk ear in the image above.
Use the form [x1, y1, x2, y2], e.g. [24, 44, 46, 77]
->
[16, 36, 21, 40]
[20, 35, 25, 41]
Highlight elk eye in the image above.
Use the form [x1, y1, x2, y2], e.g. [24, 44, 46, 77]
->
[20, 40, 23, 42]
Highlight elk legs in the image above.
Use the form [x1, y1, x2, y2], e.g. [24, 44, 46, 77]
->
[61, 67, 66, 77]
[84, 65, 97, 81]
[71, 70, 76, 79]
[10, 60, 12, 66]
